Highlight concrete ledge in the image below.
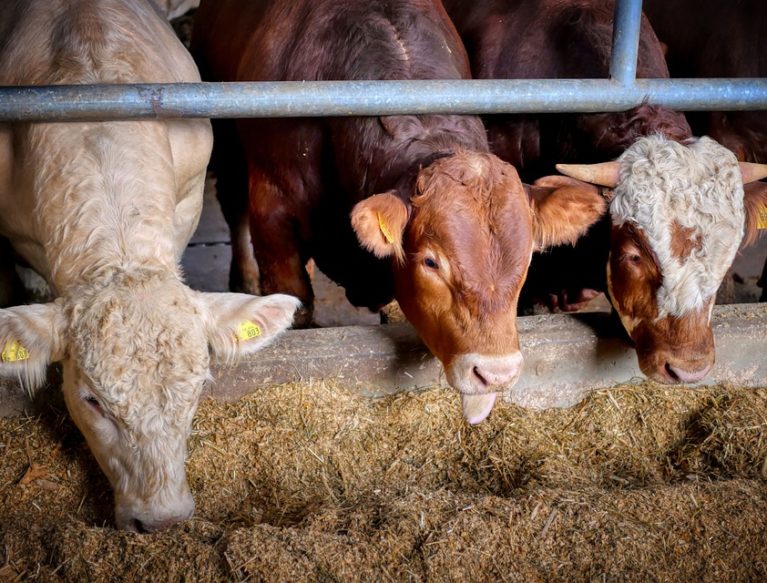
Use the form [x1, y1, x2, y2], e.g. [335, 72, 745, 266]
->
[2, 303, 767, 417]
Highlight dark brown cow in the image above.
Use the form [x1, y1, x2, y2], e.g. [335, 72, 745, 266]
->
[193, 0, 605, 422]
[443, 0, 767, 384]
[644, 0, 767, 164]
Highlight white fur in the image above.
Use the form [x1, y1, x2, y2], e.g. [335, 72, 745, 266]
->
[156, 0, 199, 19]
[0, 0, 297, 532]
[611, 136, 744, 318]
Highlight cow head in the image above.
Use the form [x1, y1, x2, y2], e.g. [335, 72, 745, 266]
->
[0, 271, 299, 531]
[558, 135, 767, 383]
[352, 150, 605, 423]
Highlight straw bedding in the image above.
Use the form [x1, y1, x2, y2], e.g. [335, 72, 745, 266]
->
[1, 380, 766, 581]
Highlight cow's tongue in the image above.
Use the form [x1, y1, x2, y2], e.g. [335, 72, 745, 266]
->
[461, 393, 497, 425]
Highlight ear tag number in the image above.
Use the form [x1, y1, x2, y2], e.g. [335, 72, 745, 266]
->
[757, 202, 767, 230]
[1, 340, 29, 363]
[377, 212, 395, 244]
[235, 321, 262, 342]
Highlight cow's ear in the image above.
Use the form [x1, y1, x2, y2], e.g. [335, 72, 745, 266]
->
[351, 191, 409, 262]
[379, 115, 424, 141]
[742, 181, 767, 247]
[0, 302, 68, 391]
[527, 175, 608, 250]
[195, 292, 301, 361]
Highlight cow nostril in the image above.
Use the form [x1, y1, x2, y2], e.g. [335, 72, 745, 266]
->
[132, 518, 150, 534]
[472, 366, 488, 387]
[664, 362, 680, 382]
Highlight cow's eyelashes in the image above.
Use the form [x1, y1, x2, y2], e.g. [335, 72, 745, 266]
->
[423, 256, 439, 270]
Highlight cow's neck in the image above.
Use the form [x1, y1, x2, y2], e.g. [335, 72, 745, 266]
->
[29, 123, 179, 292]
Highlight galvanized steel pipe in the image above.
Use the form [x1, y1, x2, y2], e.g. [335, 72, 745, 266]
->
[610, 0, 644, 85]
[0, 79, 766, 121]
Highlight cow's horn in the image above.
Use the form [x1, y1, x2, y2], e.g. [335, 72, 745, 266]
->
[555, 161, 620, 188]
[739, 162, 767, 184]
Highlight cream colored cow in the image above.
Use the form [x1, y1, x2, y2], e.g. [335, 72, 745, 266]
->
[0, 0, 299, 532]
[155, 0, 199, 19]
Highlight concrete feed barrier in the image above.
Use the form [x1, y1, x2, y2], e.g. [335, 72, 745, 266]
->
[1, 303, 766, 416]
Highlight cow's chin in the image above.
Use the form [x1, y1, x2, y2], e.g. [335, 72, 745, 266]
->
[637, 346, 714, 385]
[445, 352, 524, 424]
[632, 324, 715, 385]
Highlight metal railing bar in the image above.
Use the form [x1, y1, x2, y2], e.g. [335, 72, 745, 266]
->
[609, 0, 644, 85]
[0, 79, 765, 122]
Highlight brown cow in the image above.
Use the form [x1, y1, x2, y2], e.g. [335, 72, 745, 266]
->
[193, 0, 606, 423]
[443, 0, 767, 383]
[644, 0, 767, 164]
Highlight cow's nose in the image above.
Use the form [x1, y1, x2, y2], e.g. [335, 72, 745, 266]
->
[663, 362, 711, 384]
[469, 353, 523, 391]
[446, 352, 524, 424]
[127, 513, 189, 534]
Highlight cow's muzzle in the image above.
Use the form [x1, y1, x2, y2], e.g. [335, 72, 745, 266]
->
[447, 352, 524, 424]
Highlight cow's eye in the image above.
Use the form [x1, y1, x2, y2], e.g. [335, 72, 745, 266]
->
[83, 394, 103, 414]
[623, 252, 641, 264]
[423, 257, 439, 270]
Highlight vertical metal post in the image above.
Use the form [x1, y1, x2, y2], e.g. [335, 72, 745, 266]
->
[610, 0, 644, 85]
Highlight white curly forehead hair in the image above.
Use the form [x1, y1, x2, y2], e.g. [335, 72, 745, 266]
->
[610, 135, 744, 318]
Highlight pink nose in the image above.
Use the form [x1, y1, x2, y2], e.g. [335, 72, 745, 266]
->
[464, 353, 523, 393]
[473, 364, 515, 388]
[663, 362, 712, 384]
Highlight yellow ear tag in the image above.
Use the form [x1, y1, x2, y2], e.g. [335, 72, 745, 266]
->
[377, 212, 395, 244]
[757, 202, 767, 230]
[235, 321, 262, 342]
[1, 340, 29, 363]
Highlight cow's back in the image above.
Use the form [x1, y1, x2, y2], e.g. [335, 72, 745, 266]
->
[0, 0, 212, 286]
[643, 0, 767, 163]
[443, 0, 678, 176]
[0, 0, 200, 84]
[644, 0, 767, 79]
[194, 0, 469, 83]
[194, 0, 489, 308]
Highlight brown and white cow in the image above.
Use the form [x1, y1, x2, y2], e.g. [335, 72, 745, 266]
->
[0, 0, 300, 532]
[443, 0, 767, 383]
[558, 137, 767, 382]
[643, 0, 767, 300]
[643, 0, 767, 165]
[192, 0, 606, 423]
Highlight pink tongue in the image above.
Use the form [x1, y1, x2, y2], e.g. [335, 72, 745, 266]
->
[461, 393, 497, 425]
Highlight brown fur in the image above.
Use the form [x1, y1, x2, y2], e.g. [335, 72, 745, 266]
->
[350, 192, 409, 263]
[442, 0, 734, 385]
[608, 224, 714, 382]
[608, 224, 662, 326]
[194, 0, 603, 405]
[442, 0, 693, 332]
[528, 177, 607, 249]
[742, 182, 767, 247]
[644, 0, 767, 162]
[633, 305, 715, 382]
[669, 221, 704, 261]
[442, 0, 692, 179]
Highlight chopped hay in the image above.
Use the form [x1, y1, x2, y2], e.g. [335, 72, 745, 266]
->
[1, 381, 766, 581]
